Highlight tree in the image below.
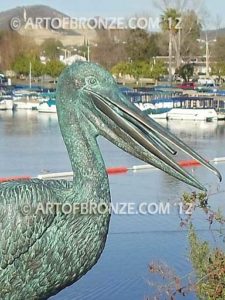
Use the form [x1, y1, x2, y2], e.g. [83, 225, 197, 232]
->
[112, 61, 150, 80]
[41, 39, 63, 60]
[125, 29, 160, 61]
[91, 29, 127, 70]
[45, 60, 65, 79]
[131, 61, 150, 79]
[150, 59, 168, 80]
[212, 36, 225, 62]
[92, 28, 161, 69]
[31, 59, 45, 77]
[160, 8, 182, 68]
[12, 54, 45, 77]
[111, 62, 132, 76]
[180, 10, 202, 58]
[111, 60, 167, 80]
[160, 8, 181, 34]
[211, 62, 225, 83]
[0, 31, 38, 71]
[12, 55, 30, 76]
[159, 6, 202, 66]
[178, 63, 194, 81]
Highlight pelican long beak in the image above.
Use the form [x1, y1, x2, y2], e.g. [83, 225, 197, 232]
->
[85, 88, 222, 191]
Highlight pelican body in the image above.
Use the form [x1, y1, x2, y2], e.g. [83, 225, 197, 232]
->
[0, 62, 221, 299]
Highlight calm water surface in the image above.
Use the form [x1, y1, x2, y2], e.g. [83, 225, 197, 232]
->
[1, 111, 225, 300]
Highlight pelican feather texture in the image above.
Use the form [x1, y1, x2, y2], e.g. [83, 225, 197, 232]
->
[0, 62, 221, 299]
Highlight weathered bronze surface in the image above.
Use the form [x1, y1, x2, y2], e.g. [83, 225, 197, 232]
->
[0, 62, 221, 299]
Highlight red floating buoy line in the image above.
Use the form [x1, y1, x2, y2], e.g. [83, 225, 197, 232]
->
[0, 157, 225, 182]
[0, 176, 31, 183]
[106, 167, 128, 175]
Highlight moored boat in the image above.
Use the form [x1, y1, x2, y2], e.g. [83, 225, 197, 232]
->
[135, 95, 218, 121]
[13, 91, 40, 110]
[38, 92, 56, 113]
[164, 108, 217, 121]
[0, 99, 13, 110]
[0, 91, 13, 110]
[38, 99, 57, 113]
[217, 110, 225, 121]
[13, 98, 39, 110]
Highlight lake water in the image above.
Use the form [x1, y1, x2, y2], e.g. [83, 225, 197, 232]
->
[1, 110, 225, 300]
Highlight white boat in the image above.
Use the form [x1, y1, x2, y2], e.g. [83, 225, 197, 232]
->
[136, 96, 218, 121]
[0, 99, 13, 110]
[12, 89, 34, 97]
[158, 108, 217, 121]
[38, 99, 56, 113]
[13, 90, 40, 110]
[134, 103, 153, 111]
[13, 99, 39, 110]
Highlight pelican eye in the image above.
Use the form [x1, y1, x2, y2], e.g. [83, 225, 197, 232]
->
[86, 77, 98, 86]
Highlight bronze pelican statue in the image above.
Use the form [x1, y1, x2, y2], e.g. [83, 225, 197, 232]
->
[0, 62, 221, 299]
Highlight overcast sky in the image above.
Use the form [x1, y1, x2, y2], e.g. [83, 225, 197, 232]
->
[1, 0, 224, 29]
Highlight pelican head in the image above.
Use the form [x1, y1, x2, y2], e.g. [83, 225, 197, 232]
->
[56, 61, 222, 191]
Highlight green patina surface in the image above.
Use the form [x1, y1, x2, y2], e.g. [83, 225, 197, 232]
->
[0, 62, 221, 299]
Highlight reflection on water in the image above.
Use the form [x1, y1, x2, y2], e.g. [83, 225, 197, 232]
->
[0, 111, 225, 300]
[157, 120, 225, 163]
[158, 119, 219, 140]
[0, 111, 65, 177]
[0, 111, 58, 136]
